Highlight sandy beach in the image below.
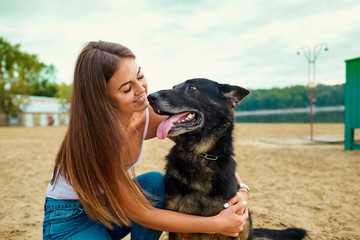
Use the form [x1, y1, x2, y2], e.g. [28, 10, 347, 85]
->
[0, 123, 359, 240]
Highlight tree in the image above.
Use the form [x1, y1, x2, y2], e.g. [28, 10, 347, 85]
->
[0, 37, 57, 125]
[236, 84, 343, 111]
[32, 64, 58, 97]
[55, 82, 72, 111]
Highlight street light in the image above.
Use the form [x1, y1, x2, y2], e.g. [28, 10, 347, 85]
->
[297, 43, 328, 141]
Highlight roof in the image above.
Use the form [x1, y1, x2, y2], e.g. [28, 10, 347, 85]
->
[345, 56, 360, 62]
[17, 95, 70, 114]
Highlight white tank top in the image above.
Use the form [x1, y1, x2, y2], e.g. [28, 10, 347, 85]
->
[46, 108, 149, 199]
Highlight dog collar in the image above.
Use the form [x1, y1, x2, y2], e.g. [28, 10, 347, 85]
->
[200, 153, 223, 161]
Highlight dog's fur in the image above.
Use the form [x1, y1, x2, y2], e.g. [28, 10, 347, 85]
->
[148, 78, 307, 240]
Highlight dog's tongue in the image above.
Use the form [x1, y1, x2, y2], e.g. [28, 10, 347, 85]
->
[157, 112, 190, 139]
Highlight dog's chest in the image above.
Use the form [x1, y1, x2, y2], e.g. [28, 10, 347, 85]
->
[166, 192, 225, 217]
[165, 155, 231, 216]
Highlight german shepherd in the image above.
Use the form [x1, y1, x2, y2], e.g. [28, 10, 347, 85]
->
[148, 78, 307, 240]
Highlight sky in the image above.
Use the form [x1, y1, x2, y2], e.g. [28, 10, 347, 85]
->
[1, 0, 360, 93]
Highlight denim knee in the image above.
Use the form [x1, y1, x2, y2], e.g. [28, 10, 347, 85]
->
[146, 171, 165, 188]
[135, 171, 165, 209]
[43, 197, 111, 239]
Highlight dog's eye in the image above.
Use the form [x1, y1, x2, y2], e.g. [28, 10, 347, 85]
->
[188, 85, 197, 91]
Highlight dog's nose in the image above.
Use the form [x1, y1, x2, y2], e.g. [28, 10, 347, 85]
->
[147, 92, 160, 103]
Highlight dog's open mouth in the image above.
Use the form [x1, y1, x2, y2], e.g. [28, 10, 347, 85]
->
[156, 111, 202, 139]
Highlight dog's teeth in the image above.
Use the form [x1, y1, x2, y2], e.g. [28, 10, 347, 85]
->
[157, 110, 160, 114]
[186, 113, 195, 120]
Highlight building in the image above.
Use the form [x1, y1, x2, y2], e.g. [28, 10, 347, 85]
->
[0, 95, 69, 127]
[344, 57, 360, 150]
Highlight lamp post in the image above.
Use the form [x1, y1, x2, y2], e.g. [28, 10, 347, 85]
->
[297, 43, 328, 141]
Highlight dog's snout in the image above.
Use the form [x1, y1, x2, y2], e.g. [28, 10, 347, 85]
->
[147, 92, 160, 103]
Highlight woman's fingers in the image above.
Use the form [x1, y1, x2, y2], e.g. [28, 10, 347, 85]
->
[218, 200, 249, 237]
[240, 209, 249, 227]
[230, 200, 247, 215]
[231, 201, 244, 212]
[224, 201, 247, 217]
[225, 191, 248, 216]
[236, 208, 245, 215]
[226, 191, 248, 207]
[226, 192, 241, 206]
[234, 206, 249, 227]
[234, 200, 246, 215]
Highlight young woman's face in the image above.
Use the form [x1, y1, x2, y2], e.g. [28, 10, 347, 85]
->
[106, 58, 149, 116]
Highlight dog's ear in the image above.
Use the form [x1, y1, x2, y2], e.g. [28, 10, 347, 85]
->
[219, 84, 250, 108]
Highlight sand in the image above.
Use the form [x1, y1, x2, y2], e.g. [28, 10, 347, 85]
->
[0, 123, 359, 240]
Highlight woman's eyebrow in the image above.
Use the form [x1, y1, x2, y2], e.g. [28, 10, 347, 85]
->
[117, 67, 141, 90]
[118, 81, 131, 90]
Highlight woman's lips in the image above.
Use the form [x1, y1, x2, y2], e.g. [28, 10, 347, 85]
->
[134, 94, 146, 103]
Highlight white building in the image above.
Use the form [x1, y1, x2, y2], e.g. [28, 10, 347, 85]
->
[0, 96, 69, 127]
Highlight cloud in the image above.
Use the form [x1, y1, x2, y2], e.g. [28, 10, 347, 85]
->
[1, 0, 359, 92]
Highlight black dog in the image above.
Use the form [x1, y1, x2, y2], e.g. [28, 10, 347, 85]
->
[148, 78, 307, 240]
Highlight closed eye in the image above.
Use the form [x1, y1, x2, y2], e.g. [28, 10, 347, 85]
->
[124, 74, 144, 93]
[124, 86, 132, 93]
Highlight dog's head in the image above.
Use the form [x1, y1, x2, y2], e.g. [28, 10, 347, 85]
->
[148, 78, 249, 144]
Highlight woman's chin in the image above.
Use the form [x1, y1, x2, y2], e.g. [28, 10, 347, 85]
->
[137, 101, 149, 112]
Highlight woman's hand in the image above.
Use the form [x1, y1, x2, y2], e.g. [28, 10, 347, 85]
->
[214, 201, 249, 237]
[233, 172, 250, 214]
[227, 190, 249, 215]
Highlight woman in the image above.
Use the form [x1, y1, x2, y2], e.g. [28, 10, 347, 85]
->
[43, 40, 249, 240]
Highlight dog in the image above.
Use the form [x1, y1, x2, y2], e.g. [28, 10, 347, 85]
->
[148, 78, 307, 240]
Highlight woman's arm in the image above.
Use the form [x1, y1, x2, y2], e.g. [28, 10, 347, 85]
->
[126, 195, 248, 237]
[118, 180, 247, 237]
[139, 204, 248, 237]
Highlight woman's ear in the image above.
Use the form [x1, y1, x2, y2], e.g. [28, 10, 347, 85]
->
[219, 84, 250, 108]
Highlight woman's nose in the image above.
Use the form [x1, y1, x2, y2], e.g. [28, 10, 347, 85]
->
[134, 80, 146, 94]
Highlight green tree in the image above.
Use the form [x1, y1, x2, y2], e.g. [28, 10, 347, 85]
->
[236, 84, 343, 111]
[32, 64, 58, 97]
[0, 37, 57, 125]
[55, 82, 72, 111]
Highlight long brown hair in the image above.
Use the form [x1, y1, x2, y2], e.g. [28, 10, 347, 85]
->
[51, 41, 151, 228]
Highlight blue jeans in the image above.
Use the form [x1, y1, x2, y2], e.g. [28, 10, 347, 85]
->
[43, 172, 165, 240]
